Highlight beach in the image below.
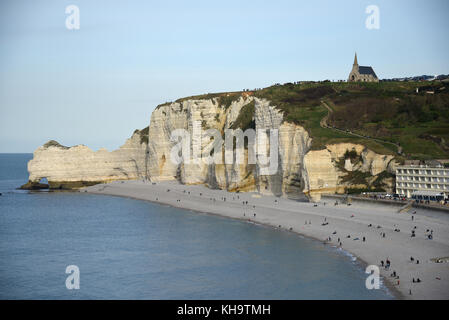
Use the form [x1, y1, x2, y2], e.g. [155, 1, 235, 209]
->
[85, 180, 449, 300]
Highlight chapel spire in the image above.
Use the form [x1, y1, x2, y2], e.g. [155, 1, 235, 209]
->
[353, 52, 358, 66]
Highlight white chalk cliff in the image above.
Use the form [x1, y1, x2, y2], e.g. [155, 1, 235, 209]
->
[22, 129, 148, 189]
[23, 94, 397, 201]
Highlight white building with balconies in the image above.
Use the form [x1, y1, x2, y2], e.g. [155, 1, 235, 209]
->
[396, 162, 449, 199]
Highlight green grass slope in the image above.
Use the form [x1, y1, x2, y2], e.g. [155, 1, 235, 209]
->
[155, 81, 449, 160]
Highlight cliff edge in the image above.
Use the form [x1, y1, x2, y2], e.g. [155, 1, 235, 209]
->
[21, 128, 149, 190]
[22, 86, 402, 201]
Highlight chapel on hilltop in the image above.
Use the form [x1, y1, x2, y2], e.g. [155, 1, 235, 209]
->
[347, 53, 379, 82]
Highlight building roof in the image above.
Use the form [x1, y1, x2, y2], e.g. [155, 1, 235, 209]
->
[411, 190, 445, 196]
[404, 160, 421, 166]
[424, 160, 442, 167]
[358, 66, 378, 78]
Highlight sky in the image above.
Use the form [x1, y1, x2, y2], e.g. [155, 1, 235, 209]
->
[1, 0, 448, 152]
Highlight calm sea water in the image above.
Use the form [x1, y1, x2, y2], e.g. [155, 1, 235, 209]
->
[0, 154, 392, 299]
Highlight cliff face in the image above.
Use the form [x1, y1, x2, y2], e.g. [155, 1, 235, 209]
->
[147, 97, 396, 201]
[146, 96, 313, 199]
[24, 95, 397, 200]
[22, 129, 148, 189]
[148, 96, 254, 188]
[304, 143, 397, 201]
[254, 99, 311, 199]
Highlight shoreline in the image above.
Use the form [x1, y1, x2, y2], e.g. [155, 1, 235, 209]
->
[87, 190, 401, 300]
[84, 180, 449, 300]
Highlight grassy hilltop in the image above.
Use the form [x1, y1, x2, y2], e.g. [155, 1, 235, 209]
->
[157, 81, 449, 160]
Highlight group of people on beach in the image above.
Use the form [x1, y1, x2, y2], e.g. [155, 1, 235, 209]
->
[315, 205, 432, 295]
[380, 259, 391, 269]
[380, 256, 424, 291]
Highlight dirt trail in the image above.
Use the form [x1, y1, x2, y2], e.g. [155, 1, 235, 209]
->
[319, 100, 402, 154]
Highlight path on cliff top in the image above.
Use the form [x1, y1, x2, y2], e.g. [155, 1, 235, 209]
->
[319, 100, 402, 155]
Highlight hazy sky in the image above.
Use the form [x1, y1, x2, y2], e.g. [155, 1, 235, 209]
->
[1, 0, 448, 152]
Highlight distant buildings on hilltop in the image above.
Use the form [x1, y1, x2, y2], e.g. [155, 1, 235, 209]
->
[382, 74, 449, 82]
[254, 52, 448, 89]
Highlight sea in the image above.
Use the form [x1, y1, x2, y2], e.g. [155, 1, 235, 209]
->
[0, 153, 392, 299]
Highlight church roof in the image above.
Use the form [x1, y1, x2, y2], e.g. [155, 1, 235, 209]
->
[358, 66, 377, 78]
